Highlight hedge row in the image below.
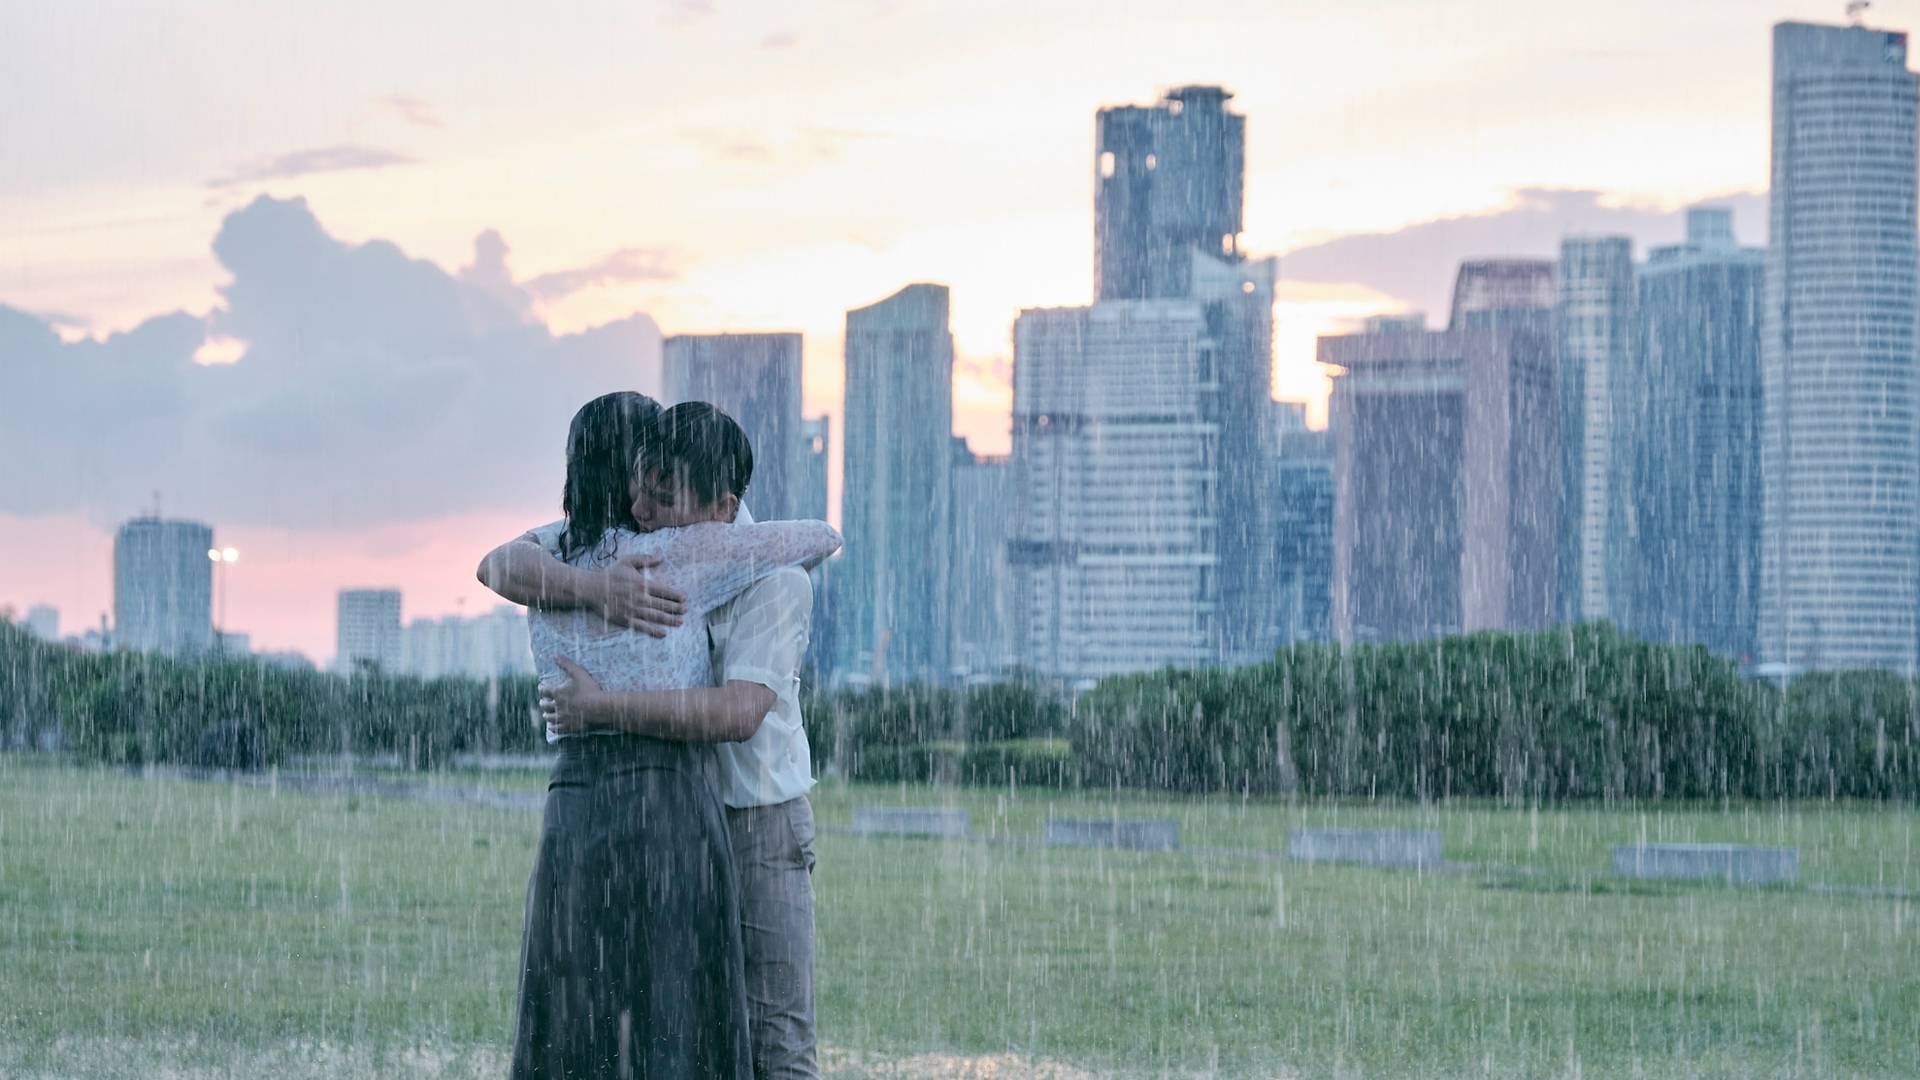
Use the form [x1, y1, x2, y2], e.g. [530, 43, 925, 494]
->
[1067, 625, 1920, 801]
[6, 618, 1917, 801]
[0, 621, 541, 769]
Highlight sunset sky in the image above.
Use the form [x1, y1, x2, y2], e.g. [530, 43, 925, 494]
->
[1, 0, 1901, 663]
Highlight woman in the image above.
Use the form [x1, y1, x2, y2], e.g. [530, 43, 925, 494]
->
[506, 395, 839, 1079]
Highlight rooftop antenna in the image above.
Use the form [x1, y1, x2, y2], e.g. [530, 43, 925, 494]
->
[1848, 0, 1871, 26]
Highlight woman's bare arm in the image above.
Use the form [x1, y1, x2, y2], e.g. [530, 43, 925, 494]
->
[476, 535, 687, 636]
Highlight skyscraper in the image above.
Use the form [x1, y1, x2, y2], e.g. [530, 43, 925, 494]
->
[950, 437, 1012, 679]
[113, 516, 213, 656]
[1096, 85, 1245, 301]
[1010, 300, 1224, 681]
[1615, 207, 1763, 660]
[1275, 424, 1333, 644]
[797, 416, 830, 522]
[1325, 262, 1559, 642]
[663, 333, 804, 520]
[1557, 237, 1634, 624]
[337, 589, 402, 674]
[839, 284, 953, 684]
[1090, 86, 1277, 658]
[1762, 21, 1920, 673]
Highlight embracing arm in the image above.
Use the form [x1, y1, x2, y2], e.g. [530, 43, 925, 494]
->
[541, 657, 771, 742]
[664, 520, 842, 616]
[476, 534, 686, 635]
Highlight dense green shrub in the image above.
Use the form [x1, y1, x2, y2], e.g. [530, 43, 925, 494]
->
[6, 614, 1916, 801]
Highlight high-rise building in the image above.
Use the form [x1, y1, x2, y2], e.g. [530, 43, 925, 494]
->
[1614, 207, 1763, 661]
[1096, 85, 1246, 301]
[1010, 253, 1274, 683]
[1275, 425, 1334, 644]
[1762, 21, 1920, 673]
[336, 589, 402, 674]
[1324, 263, 1560, 642]
[113, 517, 213, 656]
[1012, 301, 1218, 681]
[663, 333, 804, 520]
[797, 416, 830, 522]
[1092, 86, 1277, 658]
[839, 283, 954, 685]
[23, 605, 58, 642]
[1557, 237, 1634, 624]
[1450, 260, 1556, 325]
[950, 437, 1013, 679]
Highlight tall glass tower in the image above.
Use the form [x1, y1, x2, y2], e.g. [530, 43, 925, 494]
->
[1557, 236, 1634, 625]
[1761, 21, 1920, 673]
[1095, 85, 1246, 302]
[839, 283, 953, 685]
[1617, 208, 1763, 662]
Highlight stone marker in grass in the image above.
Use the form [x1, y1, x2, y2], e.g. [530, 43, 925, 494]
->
[1286, 828, 1442, 869]
[852, 807, 970, 838]
[1611, 843, 1798, 885]
[1044, 817, 1180, 851]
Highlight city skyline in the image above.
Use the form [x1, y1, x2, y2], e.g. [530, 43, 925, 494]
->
[1, 3, 1904, 663]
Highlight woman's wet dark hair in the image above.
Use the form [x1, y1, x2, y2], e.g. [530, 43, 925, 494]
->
[559, 391, 662, 560]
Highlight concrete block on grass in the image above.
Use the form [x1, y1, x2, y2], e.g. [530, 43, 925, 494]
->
[1611, 843, 1798, 885]
[1045, 817, 1180, 851]
[852, 807, 970, 838]
[1287, 828, 1442, 869]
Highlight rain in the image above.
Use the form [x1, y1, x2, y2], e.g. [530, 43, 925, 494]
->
[2, 3, 1918, 1078]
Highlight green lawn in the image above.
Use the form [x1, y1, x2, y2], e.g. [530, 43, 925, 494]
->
[4, 754, 1918, 1077]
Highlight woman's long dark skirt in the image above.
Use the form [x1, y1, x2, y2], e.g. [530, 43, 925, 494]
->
[509, 736, 751, 1079]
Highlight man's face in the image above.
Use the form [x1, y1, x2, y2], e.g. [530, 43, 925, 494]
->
[630, 463, 718, 532]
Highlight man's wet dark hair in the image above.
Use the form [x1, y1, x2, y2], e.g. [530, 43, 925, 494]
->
[643, 401, 754, 509]
[559, 391, 662, 560]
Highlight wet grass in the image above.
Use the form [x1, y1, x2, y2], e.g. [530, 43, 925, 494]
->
[2, 754, 1917, 1077]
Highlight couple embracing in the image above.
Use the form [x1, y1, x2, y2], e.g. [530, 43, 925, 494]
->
[477, 392, 838, 1078]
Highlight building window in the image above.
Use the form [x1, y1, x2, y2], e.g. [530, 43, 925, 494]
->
[1099, 151, 1116, 178]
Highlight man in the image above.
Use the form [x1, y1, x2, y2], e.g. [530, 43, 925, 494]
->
[479, 487, 822, 1080]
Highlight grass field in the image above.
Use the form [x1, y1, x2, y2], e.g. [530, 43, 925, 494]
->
[3, 754, 1918, 1078]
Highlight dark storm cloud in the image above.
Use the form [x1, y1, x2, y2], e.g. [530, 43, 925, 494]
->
[1281, 187, 1767, 319]
[0, 195, 662, 529]
[206, 145, 418, 189]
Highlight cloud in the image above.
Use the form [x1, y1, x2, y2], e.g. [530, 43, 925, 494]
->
[377, 94, 442, 129]
[207, 145, 418, 189]
[678, 126, 883, 165]
[0, 195, 662, 531]
[1280, 187, 1767, 321]
[29, 308, 89, 331]
[760, 31, 799, 50]
[523, 247, 678, 302]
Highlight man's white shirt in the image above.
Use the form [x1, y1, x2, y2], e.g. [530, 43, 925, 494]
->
[707, 566, 816, 809]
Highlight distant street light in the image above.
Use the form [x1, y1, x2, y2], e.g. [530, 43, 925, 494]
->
[208, 547, 240, 651]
